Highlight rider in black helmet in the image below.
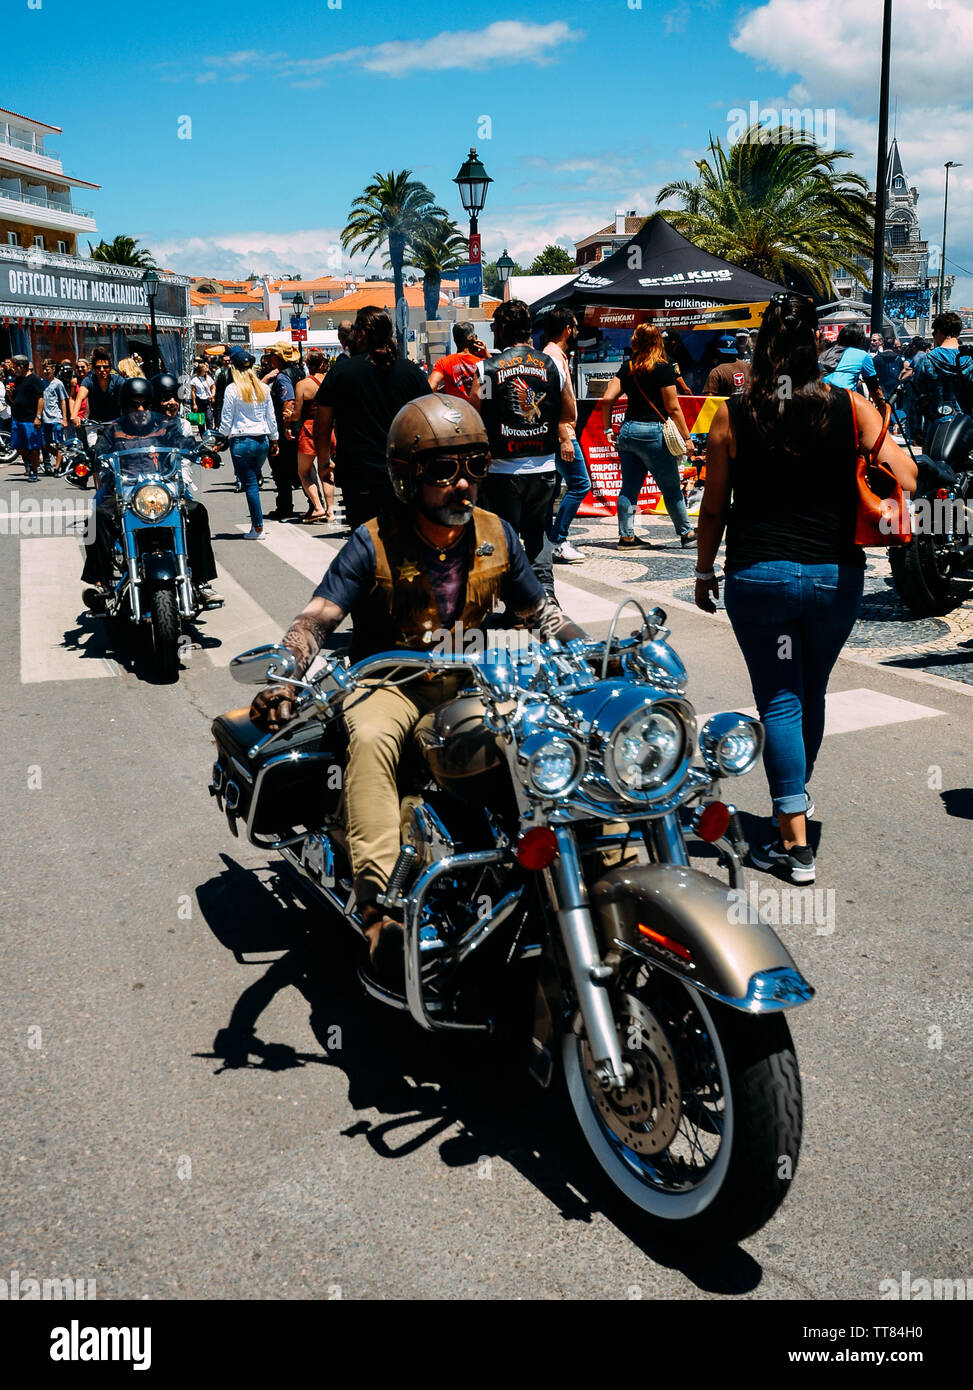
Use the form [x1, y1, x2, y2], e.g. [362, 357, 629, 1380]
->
[80, 370, 221, 603]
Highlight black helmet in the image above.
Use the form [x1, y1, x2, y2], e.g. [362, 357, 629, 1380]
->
[119, 376, 154, 413]
[151, 372, 180, 408]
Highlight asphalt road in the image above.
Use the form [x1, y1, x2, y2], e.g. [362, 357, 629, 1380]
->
[1, 461, 970, 1300]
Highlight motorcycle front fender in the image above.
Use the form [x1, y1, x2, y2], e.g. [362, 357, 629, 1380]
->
[140, 550, 179, 583]
[591, 863, 814, 1013]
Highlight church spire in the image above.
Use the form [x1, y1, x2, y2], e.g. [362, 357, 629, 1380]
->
[886, 138, 905, 188]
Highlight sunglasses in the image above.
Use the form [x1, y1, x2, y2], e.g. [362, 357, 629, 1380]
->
[418, 450, 491, 486]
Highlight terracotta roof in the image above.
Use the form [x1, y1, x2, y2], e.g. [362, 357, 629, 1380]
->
[0, 107, 61, 133]
[247, 319, 278, 334]
[271, 276, 348, 292]
[189, 290, 213, 306]
[308, 286, 426, 315]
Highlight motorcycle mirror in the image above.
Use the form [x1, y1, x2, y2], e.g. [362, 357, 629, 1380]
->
[199, 432, 220, 451]
[229, 644, 297, 686]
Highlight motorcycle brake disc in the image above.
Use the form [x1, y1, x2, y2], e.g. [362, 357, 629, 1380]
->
[581, 995, 682, 1156]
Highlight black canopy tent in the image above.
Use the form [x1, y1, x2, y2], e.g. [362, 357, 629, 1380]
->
[531, 213, 785, 315]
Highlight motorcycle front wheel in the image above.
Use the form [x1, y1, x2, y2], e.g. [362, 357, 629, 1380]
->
[563, 966, 802, 1244]
[148, 586, 180, 681]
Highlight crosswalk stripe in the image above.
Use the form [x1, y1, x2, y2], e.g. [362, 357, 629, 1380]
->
[235, 521, 340, 585]
[699, 688, 943, 738]
[20, 537, 118, 682]
[194, 567, 281, 667]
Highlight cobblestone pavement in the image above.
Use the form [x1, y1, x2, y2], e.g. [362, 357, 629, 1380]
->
[562, 512, 973, 688]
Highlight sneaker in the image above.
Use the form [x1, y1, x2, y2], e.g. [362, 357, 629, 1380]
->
[680, 528, 698, 548]
[244, 527, 267, 540]
[773, 792, 816, 826]
[553, 541, 585, 563]
[27, 472, 38, 482]
[750, 839, 816, 884]
[617, 534, 648, 548]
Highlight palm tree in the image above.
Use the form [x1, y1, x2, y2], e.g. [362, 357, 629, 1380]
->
[655, 124, 877, 294]
[342, 171, 445, 352]
[406, 216, 468, 320]
[87, 235, 157, 269]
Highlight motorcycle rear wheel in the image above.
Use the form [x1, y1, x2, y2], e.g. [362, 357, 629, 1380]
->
[889, 534, 953, 615]
[563, 970, 802, 1244]
[148, 586, 180, 681]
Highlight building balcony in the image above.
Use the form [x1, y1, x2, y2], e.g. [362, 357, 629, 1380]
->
[0, 188, 96, 232]
[0, 134, 62, 176]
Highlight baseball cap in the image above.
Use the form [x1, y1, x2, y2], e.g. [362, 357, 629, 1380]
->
[717, 335, 737, 357]
[229, 347, 254, 369]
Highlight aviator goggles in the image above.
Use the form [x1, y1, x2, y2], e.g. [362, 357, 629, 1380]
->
[416, 448, 492, 487]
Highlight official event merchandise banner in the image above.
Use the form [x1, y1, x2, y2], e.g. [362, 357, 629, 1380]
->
[2, 264, 189, 319]
[576, 395, 725, 516]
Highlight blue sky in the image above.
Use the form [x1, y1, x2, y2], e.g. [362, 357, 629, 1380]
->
[7, 0, 973, 303]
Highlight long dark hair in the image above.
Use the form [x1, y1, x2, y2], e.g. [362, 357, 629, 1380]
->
[356, 305, 397, 371]
[743, 293, 830, 458]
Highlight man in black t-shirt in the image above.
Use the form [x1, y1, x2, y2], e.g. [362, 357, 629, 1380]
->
[9, 355, 46, 478]
[312, 307, 431, 530]
[72, 349, 125, 424]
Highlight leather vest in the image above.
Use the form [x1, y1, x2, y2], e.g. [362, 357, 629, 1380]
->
[350, 508, 510, 662]
[480, 344, 561, 462]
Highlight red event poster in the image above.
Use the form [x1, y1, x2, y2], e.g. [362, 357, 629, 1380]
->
[576, 397, 716, 516]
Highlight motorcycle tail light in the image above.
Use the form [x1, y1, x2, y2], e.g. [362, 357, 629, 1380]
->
[695, 800, 731, 842]
[75, 463, 88, 477]
[516, 827, 559, 871]
[935, 487, 950, 500]
[638, 923, 692, 963]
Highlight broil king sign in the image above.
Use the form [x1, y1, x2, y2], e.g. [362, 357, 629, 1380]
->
[2, 264, 188, 319]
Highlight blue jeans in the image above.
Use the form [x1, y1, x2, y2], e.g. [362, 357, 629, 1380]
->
[616, 420, 691, 538]
[230, 434, 269, 530]
[724, 562, 865, 815]
[548, 439, 590, 544]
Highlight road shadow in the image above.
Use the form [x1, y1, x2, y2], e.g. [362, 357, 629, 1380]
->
[192, 852, 769, 1293]
[941, 787, 973, 820]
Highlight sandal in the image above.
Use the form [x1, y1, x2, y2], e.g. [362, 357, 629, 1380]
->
[300, 512, 329, 524]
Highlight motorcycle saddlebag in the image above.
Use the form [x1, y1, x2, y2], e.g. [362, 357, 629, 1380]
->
[210, 708, 345, 838]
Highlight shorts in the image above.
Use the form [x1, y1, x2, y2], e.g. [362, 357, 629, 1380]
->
[297, 419, 316, 456]
[11, 420, 42, 451]
[43, 422, 64, 446]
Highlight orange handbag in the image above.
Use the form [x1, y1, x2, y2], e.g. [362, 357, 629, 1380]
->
[848, 389, 911, 546]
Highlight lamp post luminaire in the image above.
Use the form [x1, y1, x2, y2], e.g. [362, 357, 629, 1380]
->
[291, 289, 306, 365]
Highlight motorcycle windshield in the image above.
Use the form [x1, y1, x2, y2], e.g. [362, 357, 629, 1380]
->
[107, 447, 185, 492]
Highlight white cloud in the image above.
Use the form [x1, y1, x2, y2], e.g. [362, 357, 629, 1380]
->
[148, 229, 367, 280]
[732, 0, 973, 113]
[185, 22, 583, 85]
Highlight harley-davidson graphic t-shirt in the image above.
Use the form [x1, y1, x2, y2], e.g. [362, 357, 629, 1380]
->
[478, 345, 563, 475]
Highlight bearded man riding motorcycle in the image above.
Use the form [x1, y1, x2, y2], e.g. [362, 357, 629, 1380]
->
[250, 394, 587, 984]
[80, 373, 221, 606]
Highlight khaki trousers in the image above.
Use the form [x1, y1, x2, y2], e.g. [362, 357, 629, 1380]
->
[341, 673, 464, 908]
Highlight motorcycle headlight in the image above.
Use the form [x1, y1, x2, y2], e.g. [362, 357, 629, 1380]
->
[516, 732, 584, 798]
[131, 482, 173, 522]
[700, 713, 764, 776]
[604, 704, 686, 797]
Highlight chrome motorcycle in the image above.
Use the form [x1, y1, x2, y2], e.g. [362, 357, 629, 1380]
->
[889, 410, 973, 615]
[87, 427, 223, 679]
[210, 605, 812, 1244]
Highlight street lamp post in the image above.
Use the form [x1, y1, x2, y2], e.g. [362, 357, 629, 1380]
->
[454, 147, 493, 310]
[142, 268, 160, 375]
[938, 161, 962, 316]
[291, 289, 306, 365]
[869, 0, 892, 338]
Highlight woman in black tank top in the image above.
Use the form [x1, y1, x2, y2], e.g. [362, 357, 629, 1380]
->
[692, 294, 916, 884]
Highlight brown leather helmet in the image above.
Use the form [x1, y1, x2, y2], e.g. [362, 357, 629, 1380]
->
[386, 394, 490, 503]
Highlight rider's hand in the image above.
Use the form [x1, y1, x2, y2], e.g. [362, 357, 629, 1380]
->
[250, 684, 298, 732]
[695, 575, 720, 614]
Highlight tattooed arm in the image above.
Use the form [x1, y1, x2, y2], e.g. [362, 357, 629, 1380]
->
[515, 595, 588, 646]
[249, 596, 345, 731]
